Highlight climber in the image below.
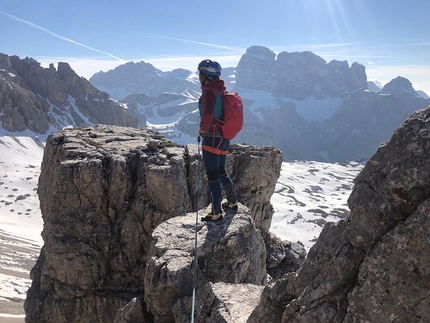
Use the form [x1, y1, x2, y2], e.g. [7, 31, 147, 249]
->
[197, 59, 238, 221]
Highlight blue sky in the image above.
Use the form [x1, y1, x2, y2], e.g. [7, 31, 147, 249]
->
[1, 0, 430, 93]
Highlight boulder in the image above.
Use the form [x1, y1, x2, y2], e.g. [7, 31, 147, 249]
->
[145, 204, 266, 322]
[173, 282, 265, 323]
[114, 298, 147, 323]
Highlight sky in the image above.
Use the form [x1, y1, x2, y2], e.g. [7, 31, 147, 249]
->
[1, 0, 430, 94]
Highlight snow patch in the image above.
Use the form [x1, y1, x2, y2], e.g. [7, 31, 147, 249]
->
[241, 90, 343, 122]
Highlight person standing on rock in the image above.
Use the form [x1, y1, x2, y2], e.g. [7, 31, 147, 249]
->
[197, 59, 238, 221]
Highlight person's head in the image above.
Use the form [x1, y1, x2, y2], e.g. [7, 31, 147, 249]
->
[198, 59, 221, 85]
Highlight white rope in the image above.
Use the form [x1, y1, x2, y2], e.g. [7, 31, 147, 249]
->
[191, 136, 201, 323]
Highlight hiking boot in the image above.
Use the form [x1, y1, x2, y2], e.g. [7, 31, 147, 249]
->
[201, 211, 223, 221]
[222, 200, 238, 209]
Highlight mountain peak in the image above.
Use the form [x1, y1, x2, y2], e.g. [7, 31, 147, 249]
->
[379, 76, 421, 98]
[0, 54, 139, 138]
[89, 60, 200, 100]
[236, 46, 367, 99]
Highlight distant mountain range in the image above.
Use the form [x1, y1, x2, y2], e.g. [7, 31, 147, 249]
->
[0, 53, 138, 140]
[90, 46, 430, 162]
[1, 47, 429, 162]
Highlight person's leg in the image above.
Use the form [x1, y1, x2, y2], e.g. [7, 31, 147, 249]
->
[218, 139, 237, 204]
[202, 137, 223, 216]
[219, 166, 237, 203]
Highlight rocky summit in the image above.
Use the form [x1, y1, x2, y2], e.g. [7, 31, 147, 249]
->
[236, 46, 367, 99]
[24, 125, 305, 323]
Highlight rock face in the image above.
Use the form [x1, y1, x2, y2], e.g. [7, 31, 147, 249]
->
[249, 105, 430, 322]
[379, 76, 422, 98]
[24, 125, 295, 323]
[320, 78, 430, 161]
[236, 46, 367, 99]
[25, 103, 430, 322]
[232, 46, 429, 162]
[234, 46, 277, 93]
[0, 54, 138, 137]
[145, 205, 267, 322]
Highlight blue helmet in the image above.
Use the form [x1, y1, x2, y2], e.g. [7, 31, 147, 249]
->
[197, 59, 221, 79]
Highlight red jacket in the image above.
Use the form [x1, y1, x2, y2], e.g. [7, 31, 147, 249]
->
[199, 79, 226, 133]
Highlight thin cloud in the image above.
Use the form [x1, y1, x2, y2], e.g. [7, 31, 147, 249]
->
[321, 53, 407, 60]
[306, 42, 358, 49]
[1, 11, 124, 62]
[152, 34, 246, 51]
[374, 42, 430, 48]
[35, 56, 125, 78]
[34, 53, 244, 79]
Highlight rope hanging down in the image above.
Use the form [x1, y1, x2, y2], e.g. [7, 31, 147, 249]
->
[191, 136, 201, 323]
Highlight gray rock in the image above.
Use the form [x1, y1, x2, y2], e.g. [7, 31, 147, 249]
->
[173, 282, 265, 323]
[0, 54, 139, 136]
[114, 298, 147, 323]
[236, 46, 367, 99]
[249, 105, 430, 323]
[145, 204, 267, 322]
[344, 199, 430, 322]
[236, 46, 277, 93]
[227, 144, 283, 232]
[247, 273, 296, 323]
[24, 125, 287, 323]
[263, 232, 306, 280]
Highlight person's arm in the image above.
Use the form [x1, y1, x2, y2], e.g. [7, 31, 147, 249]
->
[200, 90, 217, 132]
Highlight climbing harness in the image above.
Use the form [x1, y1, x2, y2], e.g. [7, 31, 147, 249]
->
[191, 136, 201, 323]
[201, 127, 228, 155]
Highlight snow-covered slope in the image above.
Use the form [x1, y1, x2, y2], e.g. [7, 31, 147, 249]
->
[138, 89, 346, 150]
[0, 135, 44, 321]
[0, 136, 44, 243]
[271, 160, 363, 250]
[0, 134, 364, 319]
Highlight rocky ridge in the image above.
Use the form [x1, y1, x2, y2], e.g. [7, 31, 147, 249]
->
[24, 125, 303, 323]
[0, 53, 138, 137]
[89, 63, 237, 101]
[89, 62, 202, 100]
[236, 46, 367, 99]
[319, 76, 430, 161]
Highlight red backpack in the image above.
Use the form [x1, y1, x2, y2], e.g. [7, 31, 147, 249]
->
[216, 91, 244, 140]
